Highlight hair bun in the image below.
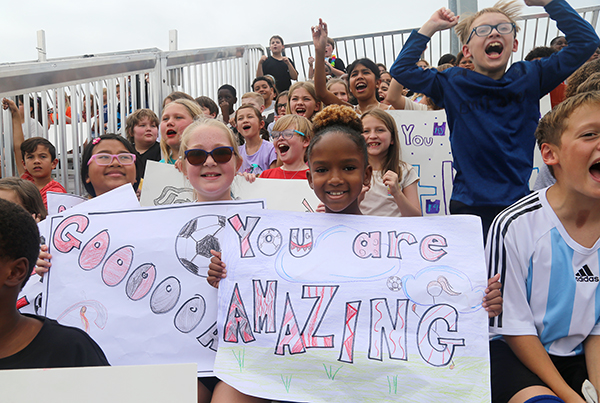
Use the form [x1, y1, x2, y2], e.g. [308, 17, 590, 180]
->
[312, 104, 362, 134]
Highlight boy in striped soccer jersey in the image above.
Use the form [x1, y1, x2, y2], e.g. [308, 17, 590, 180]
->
[487, 91, 600, 403]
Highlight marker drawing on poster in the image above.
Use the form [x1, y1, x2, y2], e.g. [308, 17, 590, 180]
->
[140, 161, 195, 207]
[44, 198, 264, 375]
[215, 210, 491, 402]
[390, 110, 543, 216]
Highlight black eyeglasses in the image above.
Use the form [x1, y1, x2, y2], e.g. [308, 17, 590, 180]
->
[184, 147, 234, 165]
[466, 22, 516, 44]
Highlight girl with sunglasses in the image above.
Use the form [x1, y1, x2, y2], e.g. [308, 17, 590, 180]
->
[179, 120, 268, 403]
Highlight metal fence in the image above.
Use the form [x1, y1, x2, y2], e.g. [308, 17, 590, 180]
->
[284, 5, 600, 80]
[0, 45, 265, 193]
[1, 4, 599, 195]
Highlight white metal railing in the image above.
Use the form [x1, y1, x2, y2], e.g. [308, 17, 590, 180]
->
[0, 45, 265, 193]
[1, 4, 598, 195]
[284, 5, 600, 80]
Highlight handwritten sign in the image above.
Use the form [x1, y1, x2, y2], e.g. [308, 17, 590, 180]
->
[44, 199, 264, 375]
[140, 161, 194, 207]
[391, 110, 544, 215]
[215, 210, 490, 402]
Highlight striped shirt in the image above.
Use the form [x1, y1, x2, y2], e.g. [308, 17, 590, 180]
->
[487, 188, 600, 356]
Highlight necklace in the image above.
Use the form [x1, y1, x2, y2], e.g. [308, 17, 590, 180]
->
[281, 168, 305, 180]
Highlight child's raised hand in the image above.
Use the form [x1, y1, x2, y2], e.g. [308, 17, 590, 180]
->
[311, 19, 329, 52]
[207, 249, 227, 288]
[2, 98, 19, 115]
[419, 7, 459, 37]
[523, 0, 551, 7]
[35, 244, 52, 276]
[483, 273, 503, 318]
[259, 55, 267, 64]
[241, 172, 257, 183]
[382, 170, 400, 197]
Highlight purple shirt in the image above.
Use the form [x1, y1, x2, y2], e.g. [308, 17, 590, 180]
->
[238, 140, 277, 175]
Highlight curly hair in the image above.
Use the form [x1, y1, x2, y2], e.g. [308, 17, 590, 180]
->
[565, 59, 600, 99]
[307, 105, 367, 165]
[576, 73, 600, 94]
[455, 0, 522, 45]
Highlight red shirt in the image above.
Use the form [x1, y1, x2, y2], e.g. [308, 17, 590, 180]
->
[21, 172, 66, 208]
[260, 167, 309, 180]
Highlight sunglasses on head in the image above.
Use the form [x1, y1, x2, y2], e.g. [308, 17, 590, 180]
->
[184, 146, 234, 166]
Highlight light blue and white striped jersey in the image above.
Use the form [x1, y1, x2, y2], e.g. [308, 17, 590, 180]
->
[487, 188, 600, 356]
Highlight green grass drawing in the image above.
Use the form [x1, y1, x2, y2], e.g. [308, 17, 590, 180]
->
[281, 374, 293, 392]
[323, 363, 343, 380]
[231, 348, 245, 372]
[387, 375, 398, 394]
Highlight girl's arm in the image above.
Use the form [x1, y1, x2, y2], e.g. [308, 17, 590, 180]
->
[504, 335, 586, 403]
[385, 79, 408, 110]
[311, 20, 351, 107]
[383, 170, 421, 217]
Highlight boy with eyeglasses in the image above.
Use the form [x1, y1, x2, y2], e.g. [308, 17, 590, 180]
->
[390, 0, 599, 237]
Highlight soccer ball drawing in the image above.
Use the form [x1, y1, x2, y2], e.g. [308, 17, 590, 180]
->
[175, 215, 226, 277]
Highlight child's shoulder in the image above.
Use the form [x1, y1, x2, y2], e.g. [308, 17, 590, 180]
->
[0, 314, 108, 370]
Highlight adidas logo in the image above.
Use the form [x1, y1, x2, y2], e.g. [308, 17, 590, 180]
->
[575, 265, 599, 282]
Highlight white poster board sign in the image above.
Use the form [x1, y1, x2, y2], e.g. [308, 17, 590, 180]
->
[140, 160, 194, 207]
[141, 161, 320, 213]
[231, 176, 320, 213]
[44, 199, 264, 375]
[0, 363, 197, 403]
[389, 110, 543, 216]
[215, 210, 490, 402]
[18, 185, 141, 316]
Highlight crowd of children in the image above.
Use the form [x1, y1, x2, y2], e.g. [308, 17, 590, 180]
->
[1, 0, 600, 401]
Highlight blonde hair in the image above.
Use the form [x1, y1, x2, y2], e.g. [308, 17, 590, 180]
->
[326, 78, 349, 93]
[286, 81, 322, 118]
[455, 0, 522, 45]
[160, 99, 203, 162]
[241, 92, 265, 107]
[273, 115, 314, 143]
[180, 118, 241, 160]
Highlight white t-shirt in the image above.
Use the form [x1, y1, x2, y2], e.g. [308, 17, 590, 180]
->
[22, 119, 45, 139]
[360, 164, 419, 217]
[487, 188, 600, 356]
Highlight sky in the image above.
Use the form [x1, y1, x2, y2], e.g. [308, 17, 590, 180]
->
[1, 0, 598, 64]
